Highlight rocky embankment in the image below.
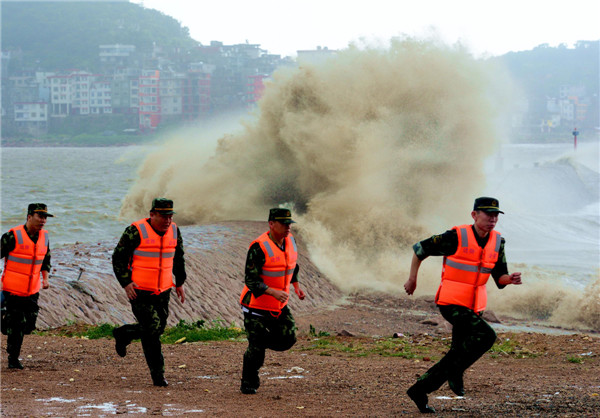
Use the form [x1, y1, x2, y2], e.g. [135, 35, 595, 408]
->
[40, 221, 342, 329]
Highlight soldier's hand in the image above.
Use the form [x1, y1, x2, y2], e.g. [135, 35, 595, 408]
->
[404, 277, 417, 295]
[124, 282, 138, 300]
[509, 272, 522, 285]
[267, 288, 289, 303]
[42, 280, 49, 289]
[295, 288, 306, 300]
[176, 286, 186, 304]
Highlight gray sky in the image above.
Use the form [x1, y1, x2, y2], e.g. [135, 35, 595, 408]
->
[133, 0, 599, 57]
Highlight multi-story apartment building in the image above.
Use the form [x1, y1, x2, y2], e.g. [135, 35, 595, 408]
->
[14, 101, 48, 135]
[111, 67, 141, 114]
[3, 40, 292, 136]
[247, 74, 267, 106]
[138, 69, 160, 130]
[49, 74, 72, 116]
[90, 77, 112, 114]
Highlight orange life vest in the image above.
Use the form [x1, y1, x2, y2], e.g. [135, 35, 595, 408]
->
[435, 224, 501, 313]
[1, 225, 49, 297]
[240, 231, 298, 313]
[130, 219, 178, 294]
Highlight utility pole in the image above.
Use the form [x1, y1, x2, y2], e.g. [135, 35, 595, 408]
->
[572, 127, 579, 150]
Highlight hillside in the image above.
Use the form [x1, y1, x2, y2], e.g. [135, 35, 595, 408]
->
[1, 1, 196, 70]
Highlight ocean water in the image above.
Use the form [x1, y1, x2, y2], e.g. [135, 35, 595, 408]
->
[0, 146, 153, 245]
[483, 140, 599, 289]
[1, 142, 598, 289]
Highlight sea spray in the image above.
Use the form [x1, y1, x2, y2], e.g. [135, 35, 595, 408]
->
[121, 38, 512, 292]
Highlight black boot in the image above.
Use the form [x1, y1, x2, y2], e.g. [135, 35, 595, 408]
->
[448, 373, 465, 396]
[152, 374, 168, 387]
[8, 356, 24, 370]
[112, 327, 128, 357]
[407, 384, 436, 413]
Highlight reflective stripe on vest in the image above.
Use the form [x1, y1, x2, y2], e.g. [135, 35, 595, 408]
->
[435, 225, 500, 312]
[130, 220, 177, 294]
[1, 225, 48, 296]
[240, 232, 298, 313]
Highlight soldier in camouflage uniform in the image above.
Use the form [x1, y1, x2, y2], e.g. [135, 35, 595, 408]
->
[404, 197, 522, 413]
[111, 198, 187, 387]
[1, 203, 53, 370]
[239, 208, 306, 394]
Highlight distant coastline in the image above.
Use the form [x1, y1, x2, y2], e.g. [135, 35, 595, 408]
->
[1, 134, 158, 147]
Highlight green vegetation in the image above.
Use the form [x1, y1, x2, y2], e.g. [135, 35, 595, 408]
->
[567, 356, 583, 364]
[161, 319, 246, 343]
[298, 335, 438, 360]
[309, 324, 330, 337]
[35, 319, 246, 342]
[489, 337, 540, 359]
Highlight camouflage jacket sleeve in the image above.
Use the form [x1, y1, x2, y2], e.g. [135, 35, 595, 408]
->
[111, 225, 140, 288]
[173, 227, 187, 287]
[1, 231, 15, 261]
[244, 242, 268, 297]
[413, 228, 508, 288]
[1, 230, 51, 272]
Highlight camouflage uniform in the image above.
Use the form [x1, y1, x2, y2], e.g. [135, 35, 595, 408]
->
[111, 219, 186, 383]
[1, 204, 52, 368]
[410, 226, 508, 394]
[240, 239, 300, 392]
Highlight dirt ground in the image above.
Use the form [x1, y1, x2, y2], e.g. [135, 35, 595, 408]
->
[1, 293, 599, 417]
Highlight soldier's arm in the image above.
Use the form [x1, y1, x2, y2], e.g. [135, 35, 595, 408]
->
[112, 225, 140, 288]
[413, 229, 459, 260]
[491, 238, 509, 289]
[290, 264, 299, 284]
[173, 227, 187, 287]
[41, 244, 51, 272]
[0, 231, 16, 260]
[244, 243, 268, 297]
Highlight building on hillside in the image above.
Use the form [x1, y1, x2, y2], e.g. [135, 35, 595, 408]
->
[111, 67, 141, 114]
[138, 69, 160, 131]
[99, 44, 136, 67]
[90, 77, 112, 114]
[247, 74, 267, 106]
[183, 62, 214, 120]
[159, 70, 184, 123]
[14, 101, 48, 135]
[49, 74, 72, 116]
[296, 46, 337, 63]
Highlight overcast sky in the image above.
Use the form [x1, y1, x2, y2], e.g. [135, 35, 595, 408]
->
[132, 0, 599, 57]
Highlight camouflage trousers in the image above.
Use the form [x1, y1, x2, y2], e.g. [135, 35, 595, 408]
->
[241, 305, 297, 390]
[114, 289, 171, 380]
[414, 304, 497, 393]
[1, 291, 40, 361]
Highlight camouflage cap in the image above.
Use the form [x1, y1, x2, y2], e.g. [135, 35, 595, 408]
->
[28, 203, 54, 217]
[151, 198, 176, 214]
[268, 208, 295, 224]
[473, 197, 504, 214]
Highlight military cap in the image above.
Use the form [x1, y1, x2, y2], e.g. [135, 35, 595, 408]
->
[268, 208, 295, 224]
[28, 203, 54, 217]
[151, 198, 176, 214]
[473, 197, 504, 214]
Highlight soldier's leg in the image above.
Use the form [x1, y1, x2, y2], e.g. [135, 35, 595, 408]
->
[5, 299, 26, 368]
[23, 293, 40, 335]
[440, 305, 496, 372]
[438, 305, 497, 395]
[131, 290, 170, 384]
[241, 313, 268, 392]
[267, 307, 297, 352]
[408, 305, 475, 395]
